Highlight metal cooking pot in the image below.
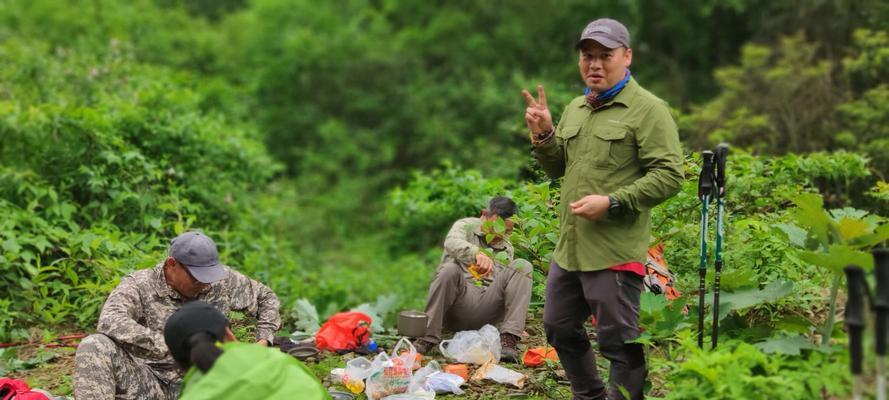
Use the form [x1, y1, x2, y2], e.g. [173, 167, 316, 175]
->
[397, 310, 428, 337]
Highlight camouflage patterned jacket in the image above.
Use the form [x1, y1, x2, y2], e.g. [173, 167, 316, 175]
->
[96, 264, 281, 384]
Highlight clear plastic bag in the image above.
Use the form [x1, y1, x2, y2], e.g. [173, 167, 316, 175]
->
[391, 337, 420, 370]
[365, 353, 412, 400]
[346, 356, 374, 380]
[438, 324, 501, 365]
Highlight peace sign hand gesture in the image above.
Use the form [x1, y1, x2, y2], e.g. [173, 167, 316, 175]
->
[522, 85, 555, 139]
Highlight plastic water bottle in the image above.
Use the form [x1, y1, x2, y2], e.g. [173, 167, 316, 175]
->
[343, 375, 365, 394]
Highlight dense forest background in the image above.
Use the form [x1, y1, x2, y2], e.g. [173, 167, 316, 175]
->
[1, 0, 888, 398]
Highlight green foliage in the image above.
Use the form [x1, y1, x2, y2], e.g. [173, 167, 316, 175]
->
[754, 333, 818, 356]
[391, 149, 879, 346]
[0, 348, 57, 376]
[0, 35, 282, 339]
[637, 293, 690, 345]
[386, 164, 511, 248]
[680, 34, 835, 153]
[681, 28, 889, 183]
[871, 181, 889, 203]
[2, 0, 888, 397]
[653, 335, 849, 400]
[709, 281, 793, 320]
[776, 191, 887, 343]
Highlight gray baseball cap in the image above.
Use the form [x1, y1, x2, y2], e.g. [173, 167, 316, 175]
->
[169, 231, 227, 283]
[576, 18, 630, 49]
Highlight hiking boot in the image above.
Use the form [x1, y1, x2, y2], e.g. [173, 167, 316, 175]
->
[412, 337, 438, 355]
[500, 333, 521, 363]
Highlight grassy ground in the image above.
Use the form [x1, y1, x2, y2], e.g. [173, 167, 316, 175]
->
[5, 308, 590, 399]
[6, 346, 76, 396]
[311, 308, 577, 399]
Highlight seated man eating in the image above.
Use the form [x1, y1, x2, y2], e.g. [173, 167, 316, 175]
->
[413, 196, 533, 362]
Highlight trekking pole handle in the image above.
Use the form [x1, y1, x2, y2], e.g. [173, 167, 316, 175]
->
[698, 151, 715, 200]
[715, 143, 729, 197]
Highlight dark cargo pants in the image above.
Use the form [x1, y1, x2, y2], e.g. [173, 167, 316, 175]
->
[543, 262, 646, 400]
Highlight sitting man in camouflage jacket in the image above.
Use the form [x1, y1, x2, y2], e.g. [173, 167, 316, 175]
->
[73, 231, 281, 400]
[413, 196, 533, 362]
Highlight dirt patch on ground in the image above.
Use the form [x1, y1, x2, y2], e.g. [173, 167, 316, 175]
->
[7, 346, 76, 396]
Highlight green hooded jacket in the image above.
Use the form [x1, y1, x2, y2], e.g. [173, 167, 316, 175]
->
[179, 342, 330, 400]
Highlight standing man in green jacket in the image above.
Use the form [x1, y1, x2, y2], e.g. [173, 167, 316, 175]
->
[522, 18, 683, 400]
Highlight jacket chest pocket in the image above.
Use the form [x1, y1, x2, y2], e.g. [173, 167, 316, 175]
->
[557, 125, 583, 164]
[588, 124, 636, 170]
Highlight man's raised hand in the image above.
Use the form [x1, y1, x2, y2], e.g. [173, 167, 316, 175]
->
[522, 85, 554, 137]
[474, 252, 494, 277]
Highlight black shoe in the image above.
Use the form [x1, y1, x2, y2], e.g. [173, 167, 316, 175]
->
[500, 333, 521, 363]
[412, 338, 438, 355]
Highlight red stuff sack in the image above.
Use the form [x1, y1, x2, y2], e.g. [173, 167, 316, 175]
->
[315, 311, 373, 352]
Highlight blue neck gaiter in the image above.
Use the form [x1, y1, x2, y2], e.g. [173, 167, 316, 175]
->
[585, 69, 631, 107]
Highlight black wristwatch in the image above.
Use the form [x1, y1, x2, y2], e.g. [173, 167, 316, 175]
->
[607, 196, 623, 218]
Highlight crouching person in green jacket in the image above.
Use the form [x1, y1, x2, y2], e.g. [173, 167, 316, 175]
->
[163, 301, 329, 400]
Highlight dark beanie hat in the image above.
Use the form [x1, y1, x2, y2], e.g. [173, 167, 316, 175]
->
[164, 301, 229, 367]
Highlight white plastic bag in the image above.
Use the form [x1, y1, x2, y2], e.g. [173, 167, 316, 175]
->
[424, 372, 465, 395]
[346, 356, 374, 380]
[408, 360, 464, 394]
[365, 352, 412, 400]
[391, 337, 420, 370]
[409, 360, 441, 393]
[471, 361, 526, 388]
[439, 324, 501, 365]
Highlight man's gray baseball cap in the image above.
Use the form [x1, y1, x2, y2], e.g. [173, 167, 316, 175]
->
[169, 231, 227, 283]
[576, 18, 630, 49]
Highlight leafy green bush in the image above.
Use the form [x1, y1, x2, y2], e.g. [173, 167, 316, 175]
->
[0, 37, 280, 340]
[388, 150, 883, 338]
[651, 334, 850, 400]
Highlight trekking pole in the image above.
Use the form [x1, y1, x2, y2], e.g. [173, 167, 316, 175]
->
[711, 143, 729, 349]
[874, 248, 889, 400]
[697, 150, 715, 349]
[845, 265, 868, 400]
